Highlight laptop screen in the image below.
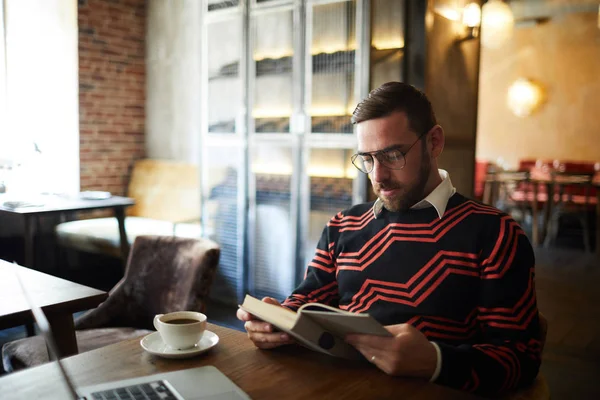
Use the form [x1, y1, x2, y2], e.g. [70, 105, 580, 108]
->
[11, 261, 80, 400]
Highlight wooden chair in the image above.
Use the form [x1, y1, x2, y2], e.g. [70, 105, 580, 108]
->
[543, 171, 596, 252]
[55, 159, 204, 259]
[2, 235, 220, 372]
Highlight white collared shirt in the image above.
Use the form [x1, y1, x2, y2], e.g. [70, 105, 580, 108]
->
[372, 169, 457, 219]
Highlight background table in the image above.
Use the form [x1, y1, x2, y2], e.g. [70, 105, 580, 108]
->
[482, 172, 600, 253]
[0, 260, 107, 358]
[0, 194, 135, 268]
[0, 323, 549, 400]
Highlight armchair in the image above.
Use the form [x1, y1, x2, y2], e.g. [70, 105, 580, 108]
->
[2, 235, 220, 372]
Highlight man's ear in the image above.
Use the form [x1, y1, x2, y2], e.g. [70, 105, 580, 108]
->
[428, 125, 445, 158]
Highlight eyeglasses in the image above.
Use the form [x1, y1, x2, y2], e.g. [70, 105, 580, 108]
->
[351, 131, 427, 174]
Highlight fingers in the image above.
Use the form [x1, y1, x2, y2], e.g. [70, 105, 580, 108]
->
[262, 297, 282, 306]
[351, 343, 395, 375]
[248, 331, 295, 349]
[236, 307, 255, 322]
[244, 320, 294, 349]
[239, 297, 293, 349]
[237, 297, 283, 322]
[245, 320, 276, 333]
[384, 323, 413, 336]
[345, 333, 394, 351]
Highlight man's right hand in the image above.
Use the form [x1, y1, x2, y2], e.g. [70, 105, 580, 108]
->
[236, 297, 296, 349]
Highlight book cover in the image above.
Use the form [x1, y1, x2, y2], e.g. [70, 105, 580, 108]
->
[239, 295, 392, 360]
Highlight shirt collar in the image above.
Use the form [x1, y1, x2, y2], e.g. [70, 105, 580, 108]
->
[372, 169, 456, 219]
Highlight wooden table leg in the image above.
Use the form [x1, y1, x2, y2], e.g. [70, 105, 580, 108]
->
[541, 183, 553, 245]
[483, 180, 492, 205]
[23, 215, 36, 268]
[532, 183, 539, 246]
[114, 207, 130, 264]
[596, 191, 600, 254]
[21, 215, 41, 336]
[22, 216, 37, 336]
[45, 311, 78, 359]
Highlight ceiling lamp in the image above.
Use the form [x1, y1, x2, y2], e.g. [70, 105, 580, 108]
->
[481, 0, 515, 49]
[507, 78, 545, 117]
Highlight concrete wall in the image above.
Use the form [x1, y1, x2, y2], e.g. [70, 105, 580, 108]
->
[476, 6, 600, 168]
[146, 0, 202, 163]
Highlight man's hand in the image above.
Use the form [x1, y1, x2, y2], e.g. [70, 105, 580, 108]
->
[236, 297, 296, 349]
[345, 323, 437, 379]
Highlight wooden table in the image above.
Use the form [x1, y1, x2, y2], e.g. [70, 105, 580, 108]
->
[0, 324, 477, 400]
[0, 194, 135, 268]
[0, 260, 107, 358]
[0, 324, 550, 400]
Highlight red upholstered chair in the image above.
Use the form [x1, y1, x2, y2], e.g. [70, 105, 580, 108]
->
[2, 235, 220, 372]
[474, 159, 492, 200]
[518, 159, 538, 173]
[552, 160, 599, 200]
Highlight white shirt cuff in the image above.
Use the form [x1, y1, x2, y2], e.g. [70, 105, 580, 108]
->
[429, 341, 442, 382]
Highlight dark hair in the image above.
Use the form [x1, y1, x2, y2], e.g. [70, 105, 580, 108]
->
[351, 82, 437, 135]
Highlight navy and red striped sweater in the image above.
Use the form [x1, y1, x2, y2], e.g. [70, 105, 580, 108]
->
[282, 193, 542, 395]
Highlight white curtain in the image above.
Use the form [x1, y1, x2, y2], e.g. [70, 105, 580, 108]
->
[0, 1, 7, 155]
[0, 0, 79, 195]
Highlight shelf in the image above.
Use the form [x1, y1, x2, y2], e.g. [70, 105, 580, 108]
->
[371, 47, 404, 65]
[209, 50, 356, 80]
[209, 47, 403, 80]
[210, 115, 355, 135]
[208, 0, 239, 12]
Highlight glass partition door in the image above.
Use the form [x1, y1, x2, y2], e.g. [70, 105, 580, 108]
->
[307, 0, 357, 135]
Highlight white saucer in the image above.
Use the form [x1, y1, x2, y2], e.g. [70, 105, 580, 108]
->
[140, 330, 219, 359]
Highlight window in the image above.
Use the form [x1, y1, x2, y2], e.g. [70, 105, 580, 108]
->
[0, 1, 7, 158]
[0, 0, 79, 195]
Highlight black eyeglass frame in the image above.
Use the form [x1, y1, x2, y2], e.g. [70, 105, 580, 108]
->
[350, 129, 430, 174]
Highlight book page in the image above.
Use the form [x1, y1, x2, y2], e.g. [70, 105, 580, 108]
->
[298, 302, 355, 315]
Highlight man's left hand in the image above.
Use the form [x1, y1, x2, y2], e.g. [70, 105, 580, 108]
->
[345, 324, 437, 379]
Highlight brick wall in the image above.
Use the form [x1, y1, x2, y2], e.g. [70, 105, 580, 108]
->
[78, 0, 146, 195]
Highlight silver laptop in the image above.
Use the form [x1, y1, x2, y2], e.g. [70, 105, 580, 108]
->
[12, 262, 251, 400]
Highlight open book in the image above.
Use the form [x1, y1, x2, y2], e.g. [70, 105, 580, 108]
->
[239, 295, 392, 360]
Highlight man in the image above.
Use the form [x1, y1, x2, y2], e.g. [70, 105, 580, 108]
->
[237, 82, 542, 395]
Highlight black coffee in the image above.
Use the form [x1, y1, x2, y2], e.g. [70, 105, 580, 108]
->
[166, 318, 199, 325]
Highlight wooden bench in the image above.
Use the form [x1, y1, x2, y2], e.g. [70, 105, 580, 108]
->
[56, 159, 205, 258]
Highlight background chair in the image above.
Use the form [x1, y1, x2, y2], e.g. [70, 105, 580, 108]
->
[55, 159, 205, 259]
[2, 235, 220, 372]
[543, 170, 596, 252]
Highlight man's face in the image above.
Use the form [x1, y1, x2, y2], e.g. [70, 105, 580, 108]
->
[356, 111, 431, 212]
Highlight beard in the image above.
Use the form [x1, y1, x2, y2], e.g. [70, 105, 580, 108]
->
[373, 149, 431, 213]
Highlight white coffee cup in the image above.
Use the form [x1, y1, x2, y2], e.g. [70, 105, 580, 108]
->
[153, 311, 207, 350]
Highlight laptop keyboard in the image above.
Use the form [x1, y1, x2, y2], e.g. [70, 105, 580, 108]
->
[89, 380, 180, 400]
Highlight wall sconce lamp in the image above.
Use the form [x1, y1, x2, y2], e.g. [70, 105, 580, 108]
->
[507, 78, 545, 117]
[434, 2, 482, 42]
[481, 0, 515, 49]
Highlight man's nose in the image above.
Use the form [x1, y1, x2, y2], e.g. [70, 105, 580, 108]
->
[370, 157, 390, 183]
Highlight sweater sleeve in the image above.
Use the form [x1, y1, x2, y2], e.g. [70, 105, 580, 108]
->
[434, 214, 542, 395]
[282, 215, 340, 310]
